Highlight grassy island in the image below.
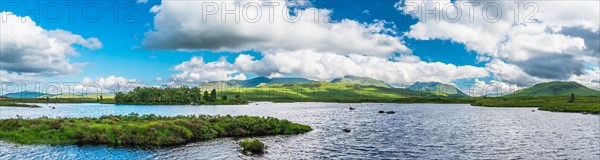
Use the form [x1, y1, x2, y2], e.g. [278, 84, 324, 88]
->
[0, 113, 312, 148]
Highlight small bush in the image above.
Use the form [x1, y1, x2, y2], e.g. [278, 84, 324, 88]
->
[239, 138, 265, 154]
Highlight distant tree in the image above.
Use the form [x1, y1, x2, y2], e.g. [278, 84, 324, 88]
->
[46, 96, 50, 102]
[568, 93, 575, 103]
[191, 87, 201, 102]
[210, 89, 217, 102]
[109, 87, 238, 104]
[100, 95, 103, 101]
[235, 94, 240, 101]
[203, 91, 210, 102]
[115, 92, 124, 103]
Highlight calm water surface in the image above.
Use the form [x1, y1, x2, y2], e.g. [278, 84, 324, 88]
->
[0, 103, 598, 159]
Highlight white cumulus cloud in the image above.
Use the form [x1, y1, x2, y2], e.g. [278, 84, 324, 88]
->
[462, 79, 521, 97]
[0, 12, 102, 76]
[143, 0, 410, 56]
[169, 50, 489, 85]
[170, 56, 247, 83]
[568, 67, 600, 90]
[76, 76, 143, 93]
[234, 50, 489, 85]
[485, 59, 545, 86]
[397, 0, 599, 86]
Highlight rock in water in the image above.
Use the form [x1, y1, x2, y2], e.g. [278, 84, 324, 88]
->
[378, 110, 385, 113]
[386, 111, 395, 114]
[349, 107, 355, 110]
[342, 128, 352, 132]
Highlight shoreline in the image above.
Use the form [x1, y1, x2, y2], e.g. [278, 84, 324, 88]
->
[0, 102, 41, 108]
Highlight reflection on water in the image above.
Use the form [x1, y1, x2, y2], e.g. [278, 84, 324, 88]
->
[1, 103, 599, 159]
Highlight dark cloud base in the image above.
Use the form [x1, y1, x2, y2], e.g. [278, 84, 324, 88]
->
[518, 54, 584, 80]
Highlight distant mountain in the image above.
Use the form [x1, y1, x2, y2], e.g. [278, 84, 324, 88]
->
[2, 91, 50, 98]
[505, 81, 600, 97]
[407, 82, 469, 98]
[199, 77, 313, 90]
[236, 76, 271, 87]
[330, 76, 392, 88]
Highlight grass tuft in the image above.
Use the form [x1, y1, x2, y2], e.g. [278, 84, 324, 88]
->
[239, 138, 265, 154]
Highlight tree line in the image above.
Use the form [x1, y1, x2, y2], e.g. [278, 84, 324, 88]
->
[114, 86, 237, 105]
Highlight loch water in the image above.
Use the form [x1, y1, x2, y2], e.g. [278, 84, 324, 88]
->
[1, 102, 598, 159]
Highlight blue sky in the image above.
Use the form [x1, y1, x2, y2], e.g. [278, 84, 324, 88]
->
[1, 0, 599, 95]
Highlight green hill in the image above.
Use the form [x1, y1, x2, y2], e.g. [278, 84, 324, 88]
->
[506, 81, 600, 97]
[199, 77, 313, 90]
[2, 91, 50, 98]
[330, 76, 392, 88]
[220, 81, 447, 102]
[407, 82, 469, 98]
[112, 81, 465, 105]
